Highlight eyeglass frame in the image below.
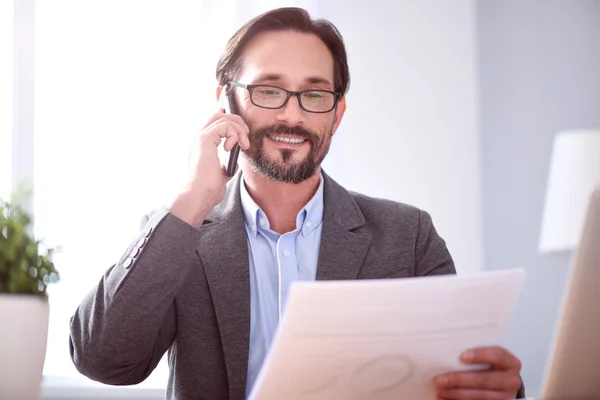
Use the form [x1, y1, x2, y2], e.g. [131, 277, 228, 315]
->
[228, 80, 342, 114]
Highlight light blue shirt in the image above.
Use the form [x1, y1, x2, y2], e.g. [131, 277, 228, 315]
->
[240, 174, 324, 398]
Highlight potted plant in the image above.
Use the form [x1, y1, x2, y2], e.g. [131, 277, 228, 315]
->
[0, 186, 60, 400]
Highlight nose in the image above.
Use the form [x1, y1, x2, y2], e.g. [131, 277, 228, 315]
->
[275, 94, 306, 126]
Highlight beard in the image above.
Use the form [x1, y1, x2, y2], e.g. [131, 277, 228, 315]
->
[242, 121, 334, 184]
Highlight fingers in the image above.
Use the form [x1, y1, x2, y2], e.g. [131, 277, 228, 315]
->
[221, 163, 238, 177]
[461, 347, 522, 371]
[202, 118, 250, 151]
[434, 370, 522, 393]
[202, 111, 248, 131]
[436, 388, 515, 400]
[434, 346, 523, 400]
[224, 135, 241, 152]
[201, 120, 238, 148]
[203, 113, 250, 147]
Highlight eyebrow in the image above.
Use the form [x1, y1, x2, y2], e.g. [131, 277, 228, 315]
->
[253, 73, 333, 88]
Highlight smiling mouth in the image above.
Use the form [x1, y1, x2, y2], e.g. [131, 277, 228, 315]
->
[267, 134, 307, 144]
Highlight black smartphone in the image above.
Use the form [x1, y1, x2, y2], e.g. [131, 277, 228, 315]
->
[222, 87, 242, 177]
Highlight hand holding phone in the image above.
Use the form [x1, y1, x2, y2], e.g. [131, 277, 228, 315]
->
[169, 87, 249, 227]
[220, 87, 243, 177]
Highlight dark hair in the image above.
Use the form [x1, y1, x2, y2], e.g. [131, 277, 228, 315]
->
[216, 7, 350, 96]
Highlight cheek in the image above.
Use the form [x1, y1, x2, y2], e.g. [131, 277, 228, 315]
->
[315, 114, 336, 131]
[243, 104, 274, 127]
[311, 118, 335, 141]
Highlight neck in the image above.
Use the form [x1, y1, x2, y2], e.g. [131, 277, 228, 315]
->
[240, 163, 321, 234]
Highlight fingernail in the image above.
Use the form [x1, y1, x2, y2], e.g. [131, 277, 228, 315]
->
[461, 350, 474, 362]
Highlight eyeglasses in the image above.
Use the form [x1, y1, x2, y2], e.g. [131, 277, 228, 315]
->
[228, 81, 341, 113]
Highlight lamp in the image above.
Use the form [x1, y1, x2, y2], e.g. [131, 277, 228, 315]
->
[539, 129, 600, 253]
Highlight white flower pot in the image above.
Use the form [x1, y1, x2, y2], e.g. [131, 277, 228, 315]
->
[0, 294, 50, 400]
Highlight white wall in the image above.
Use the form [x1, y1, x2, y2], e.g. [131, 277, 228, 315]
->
[320, 0, 482, 274]
[478, 0, 600, 394]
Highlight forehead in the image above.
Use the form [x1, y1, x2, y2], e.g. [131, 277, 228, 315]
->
[238, 30, 335, 87]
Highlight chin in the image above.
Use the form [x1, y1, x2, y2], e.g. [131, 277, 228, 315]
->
[276, 156, 309, 168]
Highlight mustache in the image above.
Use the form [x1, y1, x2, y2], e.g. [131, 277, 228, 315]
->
[251, 124, 316, 140]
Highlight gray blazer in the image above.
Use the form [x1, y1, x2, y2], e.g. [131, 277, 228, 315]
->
[69, 171, 523, 399]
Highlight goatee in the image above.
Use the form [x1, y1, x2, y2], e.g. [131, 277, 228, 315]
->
[243, 123, 332, 184]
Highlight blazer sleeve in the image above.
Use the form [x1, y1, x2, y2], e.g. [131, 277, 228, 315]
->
[414, 209, 456, 276]
[69, 207, 200, 385]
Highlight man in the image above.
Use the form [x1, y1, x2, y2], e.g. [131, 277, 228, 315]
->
[69, 7, 525, 400]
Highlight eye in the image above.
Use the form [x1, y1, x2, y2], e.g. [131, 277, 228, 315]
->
[256, 87, 283, 96]
[305, 92, 325, 99]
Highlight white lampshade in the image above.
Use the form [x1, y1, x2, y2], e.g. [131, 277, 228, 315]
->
[539, 129, 600, 253]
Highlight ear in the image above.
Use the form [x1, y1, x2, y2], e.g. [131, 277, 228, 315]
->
[331, 96, 347, 135]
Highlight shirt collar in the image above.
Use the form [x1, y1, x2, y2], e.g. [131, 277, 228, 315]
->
[240, 172, 324, 237]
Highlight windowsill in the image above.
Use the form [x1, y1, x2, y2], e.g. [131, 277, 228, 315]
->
[41, 376, 166, 400]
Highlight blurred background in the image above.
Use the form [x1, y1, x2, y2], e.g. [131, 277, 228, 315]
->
[1, 0, 599, 398]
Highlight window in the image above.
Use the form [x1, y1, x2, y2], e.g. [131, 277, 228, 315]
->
[0, 0, 13, 201]
[34, 0, 242, 390]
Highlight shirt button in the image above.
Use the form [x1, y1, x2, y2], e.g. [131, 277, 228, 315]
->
[282, 250, 291, 257]
[305, 221, 312, 228]
[259, 218, 266, 226]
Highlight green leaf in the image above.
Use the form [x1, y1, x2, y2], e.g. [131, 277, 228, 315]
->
[0, 182, 60, 299]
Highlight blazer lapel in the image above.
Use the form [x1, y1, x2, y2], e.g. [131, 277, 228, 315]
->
[316, 172, 373, 281]
[196, 172, 250, 400]
[194, 171, 372, 398]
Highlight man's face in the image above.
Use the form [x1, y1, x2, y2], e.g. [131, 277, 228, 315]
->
[234, 30, 345, 184]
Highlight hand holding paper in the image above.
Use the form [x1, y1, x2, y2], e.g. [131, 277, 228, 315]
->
[249, 269, 526, 400]
[434, 345, 523, 399]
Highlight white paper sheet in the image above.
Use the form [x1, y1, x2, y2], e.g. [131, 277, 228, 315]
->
[249, 269, 527, 400]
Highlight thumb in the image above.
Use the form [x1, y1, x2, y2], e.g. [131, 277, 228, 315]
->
[220, 163, 239, 179]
